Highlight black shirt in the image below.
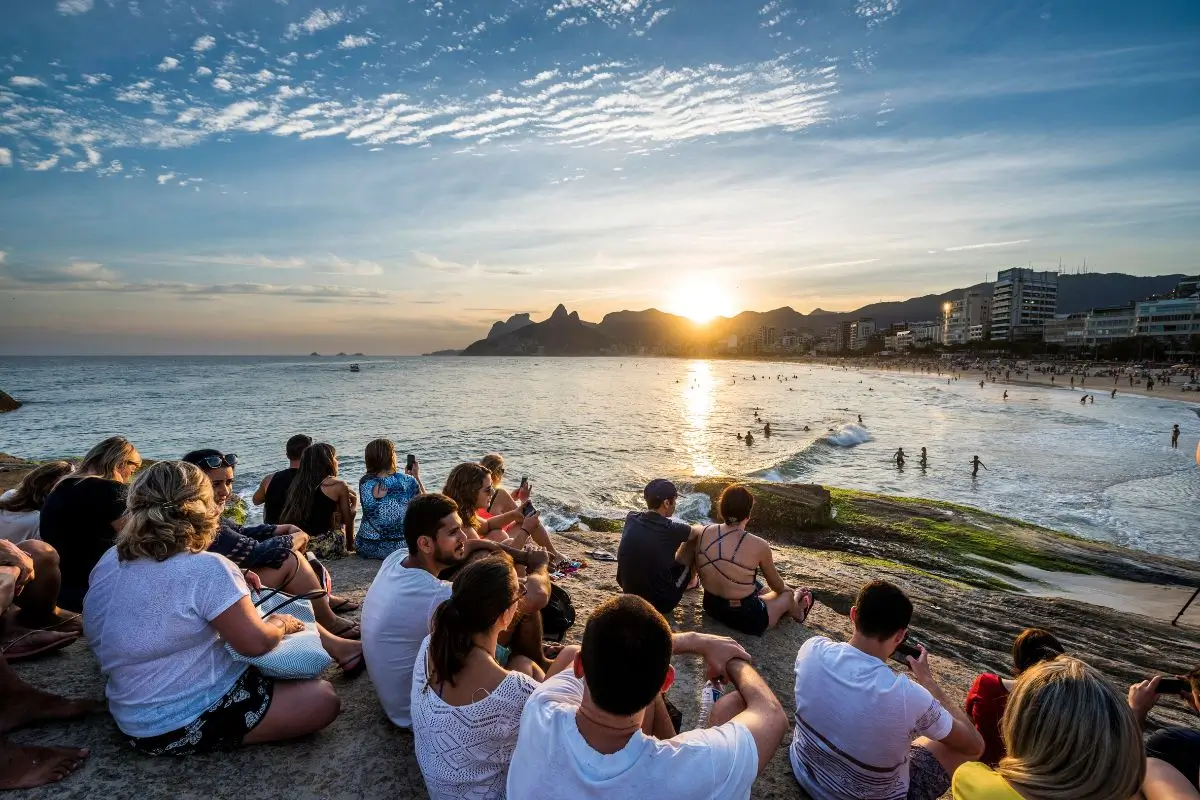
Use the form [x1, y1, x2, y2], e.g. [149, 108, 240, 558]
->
[263, 467, 297, 525]
[616, 510, 692, 615]
[40, 476, 127, 611]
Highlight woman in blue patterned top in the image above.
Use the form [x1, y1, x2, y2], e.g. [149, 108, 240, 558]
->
[355, 438, 424, 560]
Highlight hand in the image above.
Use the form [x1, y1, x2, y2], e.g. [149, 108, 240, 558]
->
[906, 646, 935, 688]
[1128, 677, 1162, 723]
[520, 510, 540, 532]
[407, 458, 421, 479]
[267, 614, 306, 635]
[243, 570, 264, 591]
[289, 531, 310, 551]
[0, 540, 34, 588]
[522, 547, 550, 571]
[274, 524, 301, 536]
[692, 633, 753, 680]
[347, 484, 359, 509]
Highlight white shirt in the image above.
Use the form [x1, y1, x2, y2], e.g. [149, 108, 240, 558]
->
[411, 635, 539, 800]
[507, 672, 759, 799]
[361, 550, 452, 727]
[83, 548, 250, 738]
[789, 636, 954, 800]
[0, 489, 40, 543]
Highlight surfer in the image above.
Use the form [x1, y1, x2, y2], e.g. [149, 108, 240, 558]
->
[893, 448, 906, 468]
[919, 447, 928, 469]
[1172, 424, 1180, 449]
[971, 455, 988, 477]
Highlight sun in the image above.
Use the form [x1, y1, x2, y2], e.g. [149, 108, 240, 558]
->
[667, 277, 735, 324]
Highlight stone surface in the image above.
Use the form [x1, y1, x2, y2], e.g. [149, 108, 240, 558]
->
[0, 390, 20, 412]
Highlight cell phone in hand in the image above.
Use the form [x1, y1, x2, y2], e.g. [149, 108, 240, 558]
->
[406, 454, 416, 472]
[893, 640, 922, 663]
[519, 476, 529, 491]
[1156, 677, 1190, 694]
[521, 500, 536, 517]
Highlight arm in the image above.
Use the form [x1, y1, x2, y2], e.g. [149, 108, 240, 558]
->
[335, 482, 354, 549]
[756, 539, 789, 595]
[506, 545, 551, 611]
[0, 565, 20, 612]
[726, 658, 790, 776]
[210, 596, 301, 657]
[252, 474, 272, 506]
[909, 648, 985, 758]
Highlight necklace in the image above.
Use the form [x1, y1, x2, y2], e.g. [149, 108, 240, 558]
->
[576, 706, 640, 733]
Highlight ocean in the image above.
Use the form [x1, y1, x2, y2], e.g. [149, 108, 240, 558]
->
[0, 356, 1196, 559]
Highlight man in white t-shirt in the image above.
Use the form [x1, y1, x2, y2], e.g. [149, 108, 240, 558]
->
[790, 579, 984, 800]
[507, 594, 789, 799]
[362, 493, 548, 728]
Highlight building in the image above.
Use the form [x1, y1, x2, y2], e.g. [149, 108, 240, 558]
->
[1135, 297, 1200, 339]
[945, 289, 991, 344]
[909, 320, 944, 345]
[849, 318, 876, 351]
[837, 320, 854, 352]
[1042, 313, 1088, 348]
[1083, 305, 1136, 347]
[991, 268, 1058, 341]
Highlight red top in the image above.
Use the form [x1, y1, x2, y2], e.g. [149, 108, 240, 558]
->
[965, 672, 1010, 767]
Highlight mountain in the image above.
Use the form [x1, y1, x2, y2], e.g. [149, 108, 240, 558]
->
[487, 313, 533, 339]
[461, 304, 616, 356]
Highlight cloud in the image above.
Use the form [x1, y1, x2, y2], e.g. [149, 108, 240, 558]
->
[337, 33, 373, 49]
[60, 260, 117, 280]
[315, 256, 384, 276]
[0, 148, 11, 167]
[82, 73, 111, 86]
[212, 77, 233, 91]
[942, 239, 1032, 252]
[521, 70, 559, 87]
[155, 172, 177, 184]
[195, 66, 213, 77]
[285, 7, 346, 39]
[56, 0, 93, 15]
[184, 254, 305, 269]
[9, 76, 45, 88]
[413, 251, 473, 273]
[31, 156, 59, 171]
[156, 57, 181, 72]
[192, 35, 217, 53]
[0, 251, 6, 265]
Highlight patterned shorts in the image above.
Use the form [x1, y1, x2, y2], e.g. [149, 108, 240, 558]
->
[907, 745, 951, 800]
[128, 667, 274, 756]
[308, 530, 347, 561]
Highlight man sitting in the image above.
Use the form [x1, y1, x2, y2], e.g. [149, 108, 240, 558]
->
[182, 449, 359, 638]
[507, 594, 788, 798]
[362, 493, 549, 728]
[616, 479, 704, 615]
[251, 433, 310, 525]
[790, 579, 984, 800]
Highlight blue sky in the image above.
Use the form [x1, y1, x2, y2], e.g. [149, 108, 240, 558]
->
[0, 0, 1197, 354]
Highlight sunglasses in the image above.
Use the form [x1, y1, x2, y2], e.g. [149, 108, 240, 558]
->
[196, 453, 238, 469]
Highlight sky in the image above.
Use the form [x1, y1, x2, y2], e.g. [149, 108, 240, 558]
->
[0, 0, 1198, 354]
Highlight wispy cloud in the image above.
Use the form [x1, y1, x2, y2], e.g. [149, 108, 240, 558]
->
[9, 76, 46, 88]
[337, 33, 374, 49]
[56, 0, 93, 15]
[156, 56, 180, 72]
[285, 7, 347, 39]
[315, 256, 384, 276]
[192, 35, 217, 53]
[31, 155, 60, 171]
[943, 239, 1032, 252]
[184, 254, 305, 269]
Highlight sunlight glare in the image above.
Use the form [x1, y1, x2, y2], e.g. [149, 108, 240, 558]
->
[668, 277, 736, 324]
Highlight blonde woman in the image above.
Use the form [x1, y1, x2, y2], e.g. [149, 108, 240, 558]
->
[83, 461, 349, 755]
[0, 460, 74, 544]
[40, 436, 141, 610]
[952, 656, 1145, 799]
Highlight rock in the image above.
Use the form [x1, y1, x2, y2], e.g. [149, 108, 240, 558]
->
[0, 390, 20, 412]
[693, 477, 834, 541]
[577, 514, 624, 534]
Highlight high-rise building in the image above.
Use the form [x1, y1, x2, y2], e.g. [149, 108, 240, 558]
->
[849, 318, 875, 350]
[945, 289, 991, 344]
[991, 268, 1058, 341]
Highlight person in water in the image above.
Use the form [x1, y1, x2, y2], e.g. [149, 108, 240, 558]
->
[972, 456, 988, 477]
[1112, 389, 1118, 399]
[894, 448, 906, 468]
[1172, 424, 1181, 449]
[919, 447, 928, 469]
[763, 423, 771, 437]
[858, 414, 863, 425]
[745, 432, 755, 446]
[1002, 391, 1008, 400]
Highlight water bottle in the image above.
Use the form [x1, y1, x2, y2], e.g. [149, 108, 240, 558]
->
[697, 679, 724, 729]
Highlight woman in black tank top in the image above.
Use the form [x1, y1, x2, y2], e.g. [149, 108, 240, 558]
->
[262, 467, 297, 525]
[279, 444, 356, 559]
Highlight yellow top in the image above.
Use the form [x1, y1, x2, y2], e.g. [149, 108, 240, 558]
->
[953, 762, 1024, 800]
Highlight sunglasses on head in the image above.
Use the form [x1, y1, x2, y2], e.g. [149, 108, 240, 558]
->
[196, 453, 237, 469]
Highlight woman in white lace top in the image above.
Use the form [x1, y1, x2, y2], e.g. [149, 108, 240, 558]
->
[411, 552, 577, 800]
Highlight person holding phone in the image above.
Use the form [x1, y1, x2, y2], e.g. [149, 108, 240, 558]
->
[444, 462, 565, 564]
[1129, 669, 1200, 798]
[356, 439, 424, 561]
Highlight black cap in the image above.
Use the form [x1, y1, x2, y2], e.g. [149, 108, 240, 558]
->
[644, 479, 678, 507]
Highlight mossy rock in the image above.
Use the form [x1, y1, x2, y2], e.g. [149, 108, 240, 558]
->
[222, 496, 249, 525]
[0, 390, 20, 413]
[577, 515, 624, 534]
[692, 477, 834, 544]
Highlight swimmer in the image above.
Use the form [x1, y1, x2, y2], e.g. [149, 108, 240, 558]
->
[1002, 391, 1008, 400]
[858, 414, 863, 425]
[763, 423, 772, 437]
[803, 425, 811, 432]
[1172, 423, 1180, 449]
[745, 431, 755, 445]
[919, 447, 928, 469]
[979, 380, 985, 389]
[737, 432, 743, 441]
[1111, 389, 1117, 399]
[971, 455, 988, 477]
[1089, 395, 1094, 404]
[893, 448, 906, 468]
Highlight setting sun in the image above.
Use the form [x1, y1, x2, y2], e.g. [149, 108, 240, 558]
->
[667, 277, 736, 324]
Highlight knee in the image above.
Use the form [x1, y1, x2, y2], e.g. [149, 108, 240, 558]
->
[19, 539, 59, 569]
[522, 585, 549, 613]
[310, 680, 341, 728]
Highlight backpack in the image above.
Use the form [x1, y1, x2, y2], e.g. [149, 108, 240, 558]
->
[540, 583, 576, 642]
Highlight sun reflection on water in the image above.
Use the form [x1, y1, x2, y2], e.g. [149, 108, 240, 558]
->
[682, 360, 718, 476]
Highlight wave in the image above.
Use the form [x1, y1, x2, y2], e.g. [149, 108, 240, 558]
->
[752, 423, 873, 482]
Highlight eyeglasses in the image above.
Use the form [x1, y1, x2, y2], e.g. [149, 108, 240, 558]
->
[195, 453, 238, 469]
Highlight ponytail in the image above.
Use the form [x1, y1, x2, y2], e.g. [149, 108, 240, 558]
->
[425, 553, 519, 688]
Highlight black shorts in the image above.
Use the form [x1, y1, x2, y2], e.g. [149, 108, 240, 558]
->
[907, 745, 951, 800]
[703, 588, 770, 637]
[128, 667, 274, 756]
[1148, 727, 1200, 789]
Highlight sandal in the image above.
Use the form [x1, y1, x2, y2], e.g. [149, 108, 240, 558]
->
[329, 597, 360, 614]
[1, 629, 79, 661]
[330, 621, 361, 640]
[337, 653, 366, 678]
[794, 588, 815, 625]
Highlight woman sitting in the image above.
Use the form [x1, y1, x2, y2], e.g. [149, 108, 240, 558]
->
[965, 628, 1064, 766]
[694, 484, 812, 637]
[952, 656, 1144, 799]
[0, 461, 74, 544]
[40, 436, 141, 611]
[356, 439, 423, 560]
[279, 443, 356, 559]
[1130, 668, 1200, 799]
[83, 461, 353, 755]
[412, 553, 576, 800]
[442, 462, 563, 562]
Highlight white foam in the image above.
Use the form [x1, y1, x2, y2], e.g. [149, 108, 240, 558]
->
[823, 423, 873, 447]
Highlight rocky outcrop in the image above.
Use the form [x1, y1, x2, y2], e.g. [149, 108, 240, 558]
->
[0, 390, 20, 412]
[693, 477, 834, 542]
[461, 305, 616, 356]
[487, 312, 533, 339]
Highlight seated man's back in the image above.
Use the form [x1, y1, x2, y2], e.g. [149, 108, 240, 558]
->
[616, 479, 696, 614]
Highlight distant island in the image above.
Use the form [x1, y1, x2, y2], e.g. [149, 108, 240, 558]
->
[422, 349, 464, 357]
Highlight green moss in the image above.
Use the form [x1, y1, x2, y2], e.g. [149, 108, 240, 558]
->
[223, 497, 249, 525]
[892, 517, 1086, 574]
[578, 515, 624, 534]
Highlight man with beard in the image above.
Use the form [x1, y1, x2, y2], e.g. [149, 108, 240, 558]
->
[362, 493, 548, 728]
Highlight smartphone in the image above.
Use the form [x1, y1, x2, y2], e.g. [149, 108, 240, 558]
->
[894, 640, 923, 662]
[406, 454, 416, 472]
[520, 500, 536, 517]
[519, 476, 529, 490]
[1156, 677, 1190, 694]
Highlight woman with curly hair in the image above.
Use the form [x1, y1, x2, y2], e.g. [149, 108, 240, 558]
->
[83, 461, 352, 755]
[442, 462, 564, 563]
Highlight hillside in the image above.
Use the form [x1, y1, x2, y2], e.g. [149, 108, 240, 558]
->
[461, 304, 615, 356]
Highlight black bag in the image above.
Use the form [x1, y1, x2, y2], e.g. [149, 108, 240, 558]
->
[540, 583, 576, 642]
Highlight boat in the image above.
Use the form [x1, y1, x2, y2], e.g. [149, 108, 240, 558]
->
[349, 363, 360, 372]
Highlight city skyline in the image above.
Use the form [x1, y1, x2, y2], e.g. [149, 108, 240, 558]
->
[1, 1, 1198, 354]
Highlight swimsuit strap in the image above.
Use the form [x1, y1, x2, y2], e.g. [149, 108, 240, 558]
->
[697, 524, 759, 587]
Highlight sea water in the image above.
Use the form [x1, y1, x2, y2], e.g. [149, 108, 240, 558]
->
[0, 356, 1196, 559]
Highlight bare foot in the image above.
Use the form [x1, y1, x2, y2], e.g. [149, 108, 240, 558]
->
[326, 618, 360, 640]
[0, 629, 78, 662]
[0, 680, 102, 735]
[790, 588, 814, 624]
[0, 743, 89, 789]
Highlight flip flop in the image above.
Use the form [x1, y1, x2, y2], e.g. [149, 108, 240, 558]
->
[337, 653, 366, 678]
[584, 550, 617, 562]
[329, 598, 360, 614]
[795, 589, 815, 625]
[1, 629, 79, 662]
[330, 622, 361, 640]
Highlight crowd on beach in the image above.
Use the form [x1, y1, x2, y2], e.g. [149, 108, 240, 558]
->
[0, 433, 1198, 799]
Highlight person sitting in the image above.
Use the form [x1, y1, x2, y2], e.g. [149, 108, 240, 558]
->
[442, 462, 562, 559]
[791, 579, 985, 800]
[616, 479, 705, 616]
[1129, 669, 1200, 799]
[182, 449, 360, 639]
[356, 438, 423, 560]
[0, 540, 98, 789]
[953, 657, 1144, 799]
[362, 493, 547, 729]
[476, 454, 567, 564]
[0, 460, 74, 544]
[695, 484, 813, 636]
[506, 594, 789, 797]
[252, 433, 311, 525]
[40, 436, 142, 611]
[965, 627, 1064, 766]
[83, 461, 346, 755]
[412, 553, 577, 800]
[279, 442, 356, 559]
